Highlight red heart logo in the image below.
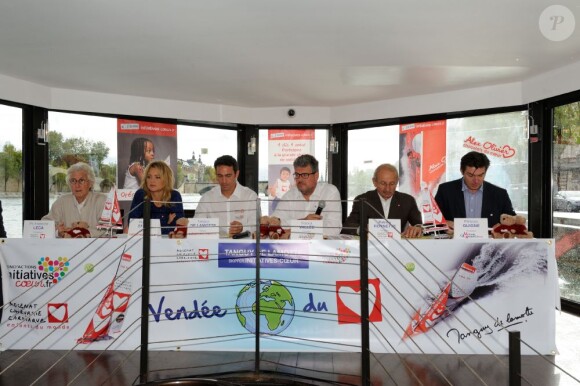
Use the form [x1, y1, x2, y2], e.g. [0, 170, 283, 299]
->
[502, 145, 516, 158]
[48, 303, 69, 323]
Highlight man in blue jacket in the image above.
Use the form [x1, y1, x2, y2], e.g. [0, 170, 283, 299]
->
[434, 151, 515, 230]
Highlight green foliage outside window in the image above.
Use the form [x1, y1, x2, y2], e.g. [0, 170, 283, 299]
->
[0, 143, 22, 192]
[48, 131, 112, 192]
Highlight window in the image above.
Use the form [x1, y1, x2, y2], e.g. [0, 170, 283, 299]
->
[48, 111, 117, 199]
[258, 129, 328, 216]
[446, 111, 529, 214]
[553, 101, 580, 303]
[177, 125, 237, 210]
[346, 126, 399, 215]
[0, 104, 23, 237]
[48, 113, 238, 215]
[346, 111, 529, 221]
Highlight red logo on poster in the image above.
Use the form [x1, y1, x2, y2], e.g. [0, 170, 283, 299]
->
[464, 136, 517, 159]
[335, 278, 382, 324]
[198, 249, 209, 260]
[47, 303, 69, 323]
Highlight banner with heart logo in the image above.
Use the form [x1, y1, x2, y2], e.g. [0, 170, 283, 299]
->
[0, 238, 557, 354]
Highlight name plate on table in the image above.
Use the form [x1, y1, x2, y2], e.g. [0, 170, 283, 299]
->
[187, 218, 219, 239]
[454, 218, 488, 239]
[369, 218, 401, 241]
[127, 218, 161, 237]
[290, 219, 323, 240]
[22, 220, 55, 239]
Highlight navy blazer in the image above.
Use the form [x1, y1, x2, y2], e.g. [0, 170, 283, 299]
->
[342, 190, 422, 235]
[434, 178, 515, 228]
[129, 189, 185, 235]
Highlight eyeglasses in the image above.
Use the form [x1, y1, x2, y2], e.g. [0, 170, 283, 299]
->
[69, 178, 88, 185]
[376, 181, 397, 188]
[293, 172, 316, 179]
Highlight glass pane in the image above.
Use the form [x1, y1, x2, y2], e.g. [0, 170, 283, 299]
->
[258, 129, 328, 216]
[553, 102, 580, 303]
[177, 125, 237, 210]
[0, 104, 23, 238]
[47, 112, 117, 200]
[346, 126, 399, 215]
[446, 111, 529, 215]
[346, 112, 528, 224]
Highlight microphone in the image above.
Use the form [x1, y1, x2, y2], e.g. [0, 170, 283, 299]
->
[315, 200, 326, 216]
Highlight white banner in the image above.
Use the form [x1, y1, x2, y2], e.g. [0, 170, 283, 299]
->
[0, 238, 557, 354]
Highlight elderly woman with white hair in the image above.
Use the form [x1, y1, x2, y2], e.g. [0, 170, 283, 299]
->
[42, 162, 107, 237]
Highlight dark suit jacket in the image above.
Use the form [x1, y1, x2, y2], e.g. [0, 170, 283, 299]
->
[434, 178, 515, 228]
[342, 190, 422, 235]
[0, 200, 6, 238]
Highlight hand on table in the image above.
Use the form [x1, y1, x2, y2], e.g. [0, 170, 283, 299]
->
[229, 221, 243, 237]
[402, 224, 423, 239]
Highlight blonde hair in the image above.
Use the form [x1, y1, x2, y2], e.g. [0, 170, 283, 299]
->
[142, 160, 174, 205]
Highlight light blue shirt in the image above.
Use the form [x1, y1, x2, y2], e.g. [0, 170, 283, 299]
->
[462, 179, 483, 218]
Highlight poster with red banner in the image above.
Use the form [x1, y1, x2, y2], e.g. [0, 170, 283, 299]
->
[399, 120, 447, 196]
[97, 185, 123, 233]
[267, 129, 315, 212]
[399, 120, 447, 224]
[116, 119, 177, 201]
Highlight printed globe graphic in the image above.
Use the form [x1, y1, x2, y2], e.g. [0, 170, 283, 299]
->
[235, 280, 295, 335]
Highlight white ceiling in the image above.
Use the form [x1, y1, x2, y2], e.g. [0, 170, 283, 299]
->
[1, 1, 579, 109]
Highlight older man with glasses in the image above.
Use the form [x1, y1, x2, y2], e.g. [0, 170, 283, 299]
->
[434, 151, 515, 231]
[342, 163, 423, 238]
[42, 162, 107, 237]
[271, 154, 342, 237]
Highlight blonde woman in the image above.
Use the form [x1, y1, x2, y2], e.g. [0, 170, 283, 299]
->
[127, 160, 186, 236]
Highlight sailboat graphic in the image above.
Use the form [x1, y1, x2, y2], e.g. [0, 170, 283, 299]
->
[419, 181, 449, 236]
[77, 252, 133, 343]
[404, 262, 477, 339]
[97, 185, 123, 235]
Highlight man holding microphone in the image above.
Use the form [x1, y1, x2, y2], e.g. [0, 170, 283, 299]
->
[271, 154, 342, 237]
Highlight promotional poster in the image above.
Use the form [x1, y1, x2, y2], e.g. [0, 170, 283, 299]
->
[0, 238, 557, 355]
[399, 120, 447, 198]
[117, 119, 178, 195]
[267, 129, 315, 212]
